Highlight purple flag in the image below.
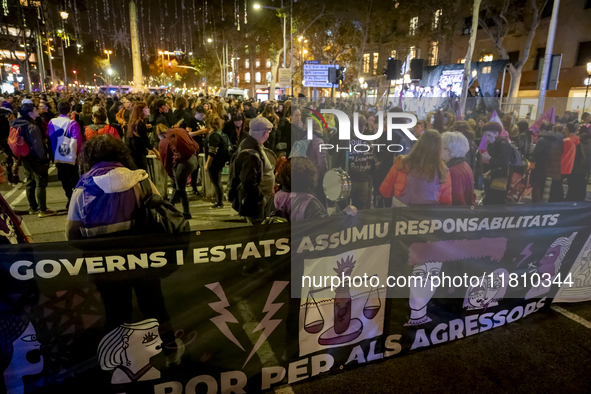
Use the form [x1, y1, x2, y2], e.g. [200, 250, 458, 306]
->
[529, 106, 556, 136]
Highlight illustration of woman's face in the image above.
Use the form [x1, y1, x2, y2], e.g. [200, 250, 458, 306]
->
[127, 327, 162, 359]
[6, 322, 43, 377]
[409, 262, 442, 311]
[538, 244, 561, 276]
[468, 287, 486, 308]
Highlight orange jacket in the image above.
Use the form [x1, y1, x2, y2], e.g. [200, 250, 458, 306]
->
[379, 160, 452, 206]
[85, 124, 121, 141]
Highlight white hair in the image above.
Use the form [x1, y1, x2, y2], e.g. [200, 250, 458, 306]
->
[442, 131, 470, 159]
[97, 318, 159, 371]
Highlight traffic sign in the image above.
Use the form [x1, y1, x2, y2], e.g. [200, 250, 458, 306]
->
[303, 63, 339, 88]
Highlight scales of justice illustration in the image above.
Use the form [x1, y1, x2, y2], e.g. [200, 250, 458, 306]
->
[303, 255, 382, 345]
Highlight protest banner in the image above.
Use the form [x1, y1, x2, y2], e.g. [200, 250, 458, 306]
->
[1, 203, 589, 393]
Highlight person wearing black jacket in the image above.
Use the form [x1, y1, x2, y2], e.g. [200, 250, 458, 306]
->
[10, 103, 55, 217]
[530, 124, 565, 203]
[515, 120, 532, 159]
[205, 117, 228, 209]
[243, 102, 257, 119]
[186, 106, 210, 195]
[152, 100, 170, 128]
[173, 97, 193, 129]
[481, 122, 514, 205]
[222, 112, 246, 149]
[482, 123, 514, 170]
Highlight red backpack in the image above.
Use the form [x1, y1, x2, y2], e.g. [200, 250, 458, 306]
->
[7, 126, 30, 157]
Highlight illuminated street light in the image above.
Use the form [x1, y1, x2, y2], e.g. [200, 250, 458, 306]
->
[359, 77, 364, 84]
[583, 62, 591, 113]
[60, 11, 69, 19]
[207, 38, 213, 43]
[107, 68, 113, 75]
[253, 3, 261, 9]
[298, 36, 304, 42]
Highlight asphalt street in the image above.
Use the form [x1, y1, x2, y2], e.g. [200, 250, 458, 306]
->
[1, 164, 249, 243]
[3, 166, 591, 393]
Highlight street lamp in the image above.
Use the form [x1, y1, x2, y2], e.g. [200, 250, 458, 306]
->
[253, 3, 287, 69]
[107, 68, 113, 85]
[584, 62, 591, 114]
[104, 49, 112, 64]
[207, 38, 213, 43]
[60, 11, 68, 92]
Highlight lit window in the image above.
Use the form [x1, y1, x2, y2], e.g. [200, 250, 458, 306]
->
[266, 72, 272, 82]
[433, 9, 442, 30]
[480, 54, 493, 62]
[458, 58, 466, 64]
[429, 41, 438, 66]
[409, 16, 418, 36]
[255, 60, 260, 68]
[245, 59, 249, 68]
[255, 45, 260, 54]
[373, 52, 379, 75]
[255, 72, 261, 82]
[363, 53, 370, 74]
[482, 66, 491, 74]
[266, 59, 271, 68]
[245, 72, 251, 82]
[245, 45, 249, 55]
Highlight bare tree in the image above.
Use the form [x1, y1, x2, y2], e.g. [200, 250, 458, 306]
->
[479, 0, 548, 98]
[460, 0, 483, 116]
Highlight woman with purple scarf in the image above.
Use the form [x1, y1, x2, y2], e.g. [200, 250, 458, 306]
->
[66, 135, 159, 240]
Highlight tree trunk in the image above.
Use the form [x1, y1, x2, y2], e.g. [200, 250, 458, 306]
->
[269, 48, 284, 101]
[460, 0, 482, 118]
[356, 0, 373, 102]
[507, 64, 522, 99]
[129, 1, 144, 92]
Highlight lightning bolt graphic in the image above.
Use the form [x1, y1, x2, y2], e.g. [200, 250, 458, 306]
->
[516, 243, 534, 268]
[205, 282, 244, 351]
[243, 281, 289, 368]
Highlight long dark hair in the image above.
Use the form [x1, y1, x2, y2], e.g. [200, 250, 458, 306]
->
[231, 113, 245, 134]
[80, 134, 137, 173]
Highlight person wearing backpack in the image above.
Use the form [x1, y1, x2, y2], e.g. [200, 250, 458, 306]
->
[10, 103, 56, 217]
[48, 101, 83, 209]
[158, 127, 199, 219]
[228, 117, 276, 224]
[205, 116, 229, 209]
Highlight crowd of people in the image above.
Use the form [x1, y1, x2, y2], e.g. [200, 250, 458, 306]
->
[0, 89, 589, 244]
